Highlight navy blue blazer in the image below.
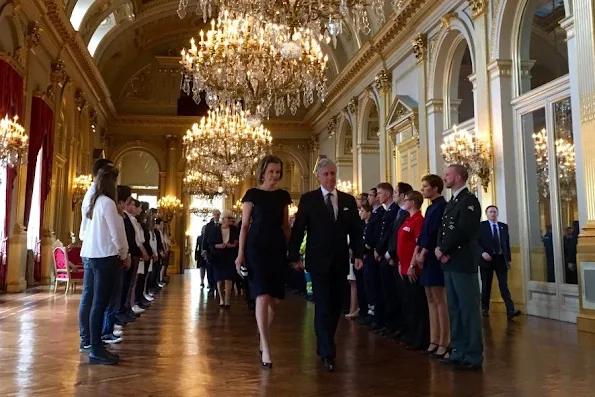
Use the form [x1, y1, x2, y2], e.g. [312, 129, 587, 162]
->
[477, 220, 511, 266]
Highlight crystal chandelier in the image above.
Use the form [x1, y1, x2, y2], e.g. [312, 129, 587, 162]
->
[288, 202, 298, 217]
[183, 102, 272, 185]
[72, 174, 93, 209]
[0, 114, 29, 168]
[157, 195, 184, 222]
[190, 205, 217, 220]
[180, 11, 328, 121]
[532, 128, 577, 201]
[441, 125, 492, 193]
[183, 168, 240, 198]
[177, 0, 386, 47]
[337, 179, 357, 195]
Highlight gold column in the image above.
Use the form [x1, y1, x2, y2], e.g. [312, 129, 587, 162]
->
[572, 0, 595, 333]
[374, 69, 391, 182]
[412, 33, 430, 179]
[347, 97, 359, 187]
[164, 135, 181, 274]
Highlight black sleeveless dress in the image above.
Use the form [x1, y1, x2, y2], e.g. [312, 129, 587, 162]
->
[242, 188, 292, 299]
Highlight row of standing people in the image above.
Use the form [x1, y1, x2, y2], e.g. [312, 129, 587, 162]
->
[350, 164, 520, 371]
[77, 159, 172, 365]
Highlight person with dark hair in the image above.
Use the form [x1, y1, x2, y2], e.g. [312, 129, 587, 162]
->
[79, 159, 113, 242]
[435, 164, 483, 371]
[236, 155, 291, 369]
[397, 190, 429, 351]
[356, 192, 369, 209]
[202, 210, 221, 295]
[209, 210, 240, 307]
[352, 203, 373, 323]
[478, 205, 521, 319]
[374, 182, 403, 339]
[417, 174, 450, 357]
[289, 158, 362, 372]
[78, 166, 129, 365]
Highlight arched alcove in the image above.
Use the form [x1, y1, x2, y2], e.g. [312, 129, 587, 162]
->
[358, 97, 381, 188]
[518, 0, 569, 94]
[116, 150, 161, 208]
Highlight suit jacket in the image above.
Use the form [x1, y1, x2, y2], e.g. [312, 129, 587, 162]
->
[207, 225, 239, 263]
[195, 235, 203, 261]
[437, 188, 481, 273]
[375, 202, 399, 257]
[289, 188, 362, 275]
[123, 216, 141, 258]
[202, 220, 218, 263]
[478, 221, 511, 266]
[387, 208, 410, 261]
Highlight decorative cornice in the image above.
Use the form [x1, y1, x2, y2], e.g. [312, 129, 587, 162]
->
[374, 69, 391, 95]
[42, 0, 116, 118]
[441, 11, 457, 31]
[356, 143, 380, 154]
[487, 59, 513, 79]
[26, 21, 41, 48]
[411, 33, 427, 63]
[468, 0, 487, 18]
[426, 99, 444, 114]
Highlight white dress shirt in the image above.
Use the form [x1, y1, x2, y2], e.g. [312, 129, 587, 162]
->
[78, 182, 96, 241]
[320, 186, 338, 218]
[81, 195, 129, 260]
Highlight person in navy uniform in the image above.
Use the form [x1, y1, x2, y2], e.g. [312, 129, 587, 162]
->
[435, 164, 483, 371]
[361, 188, 385, 328]
[478, 205, 521, 320]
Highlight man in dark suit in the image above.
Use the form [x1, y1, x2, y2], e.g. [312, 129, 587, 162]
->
[435, 164, 482, 371]
[289, 158, 363, 372]
[478, 205, 521, 319]
[373, 183, 401, 337]
[201, 210, 221, 295]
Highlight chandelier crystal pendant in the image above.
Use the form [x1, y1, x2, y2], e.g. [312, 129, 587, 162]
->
[183, 168, 240, 198]
[157, 196, 184, 222]
[177, 0, 386, 47]
[0, 114, 29, 168]
[180, 11, 328, 120]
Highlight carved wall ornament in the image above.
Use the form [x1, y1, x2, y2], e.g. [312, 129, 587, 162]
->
[490, 0, 502, 60]
[50, 60, 68, 86]
[122, 69, 153, 101]
[12, 46, 26, 69]
[347, 97, 358, 115]
[6, 0, 21, 14]
[374, 69, 391, 95]
[89, 108, 99, 128]
[75, 88, 87, 111]
[327, 115, 338, 138]
[468, 0, 487, 18]
[308, 134, 320, 151]
[441, 12, 457, 31]
[411, 33, 428, 63]
[26, 21, 42, 48]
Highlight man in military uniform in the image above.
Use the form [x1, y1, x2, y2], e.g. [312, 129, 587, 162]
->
[435, 164, 483, 371]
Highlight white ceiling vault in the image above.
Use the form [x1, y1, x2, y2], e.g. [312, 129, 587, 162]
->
[63, 0, 396, 117]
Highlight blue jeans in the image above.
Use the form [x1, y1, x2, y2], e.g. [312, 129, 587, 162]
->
[103, 266, 124, 335]
[78, 256, 120, 347]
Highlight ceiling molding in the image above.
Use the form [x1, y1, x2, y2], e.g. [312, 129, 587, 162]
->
[43, 0, 116, 119]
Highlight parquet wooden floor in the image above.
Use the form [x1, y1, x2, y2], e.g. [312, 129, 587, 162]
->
[1, 270, 595, 397]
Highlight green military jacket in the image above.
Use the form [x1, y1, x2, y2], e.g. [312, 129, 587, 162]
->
[437, 187, 481, 273]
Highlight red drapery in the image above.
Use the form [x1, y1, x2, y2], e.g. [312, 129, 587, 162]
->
[24, 97, 54, 282]
[0, 60, 24, 290]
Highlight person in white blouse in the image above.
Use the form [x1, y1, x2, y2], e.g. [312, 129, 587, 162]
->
[78, 166, 130, 365]
[79, 158, 112, 243]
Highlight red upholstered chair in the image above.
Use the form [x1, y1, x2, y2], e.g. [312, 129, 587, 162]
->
[52, 240, 84, 294]
[67, 245, 84, 270]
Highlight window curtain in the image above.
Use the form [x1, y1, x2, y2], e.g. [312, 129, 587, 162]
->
[0, 60, 24, 290]
[24, 97, 54, 282]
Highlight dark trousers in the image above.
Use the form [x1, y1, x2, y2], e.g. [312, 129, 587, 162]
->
[363, 255, 383, 322]
[402, 276, 430, 349]
[102, 266, 124, 335]
[135, 264, 147, 305]
[480, 257, 515, 314]
[78, 256, 120, 348]
[379, 258, 401, 331]
[149, 259, 161, 290]
[444, 270, 483, 366]
[354, 265, 367, 318]
[119, 257, 139, 313]
[310, 265, 344, 360]
[206, 263, 214, 288]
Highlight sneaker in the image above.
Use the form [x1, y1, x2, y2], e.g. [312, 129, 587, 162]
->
[114, 324, 124, 331]
[113, 329, 124, 337]
[101, 334, 123, 344]
[89, 346, 119, 365]
[79, 344, 91, 353]
[144, 294, 154, 302]
[132, 305, 146, 314]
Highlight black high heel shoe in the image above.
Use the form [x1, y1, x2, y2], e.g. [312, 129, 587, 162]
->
[431, 345, 451, 359]
[261, 362, 273, 369]
[423, 343, 439, 355]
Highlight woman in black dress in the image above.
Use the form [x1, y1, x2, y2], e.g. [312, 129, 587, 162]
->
[235, 155, 291, 369]
[208, 210, 239, 307]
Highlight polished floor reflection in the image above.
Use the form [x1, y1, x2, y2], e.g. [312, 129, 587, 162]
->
[1, 271, 595, 396]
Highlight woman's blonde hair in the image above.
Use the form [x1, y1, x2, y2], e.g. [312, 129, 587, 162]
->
[221, 210, 234, 220]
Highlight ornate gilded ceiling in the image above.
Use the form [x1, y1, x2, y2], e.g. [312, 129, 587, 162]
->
[65, 0, 391, 117]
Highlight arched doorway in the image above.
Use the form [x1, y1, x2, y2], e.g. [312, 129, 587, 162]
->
[116, 150, 160, 208]
[511, 0, 576, 321]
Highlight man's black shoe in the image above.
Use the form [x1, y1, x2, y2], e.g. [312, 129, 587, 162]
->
[507, 310, 521, 320]
[322, 357, 334, 372]
[89, 346, 119, 365]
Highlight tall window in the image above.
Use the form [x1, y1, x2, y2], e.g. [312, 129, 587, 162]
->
[0, 166, 7, 254]
[27, 150, 42, 251]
